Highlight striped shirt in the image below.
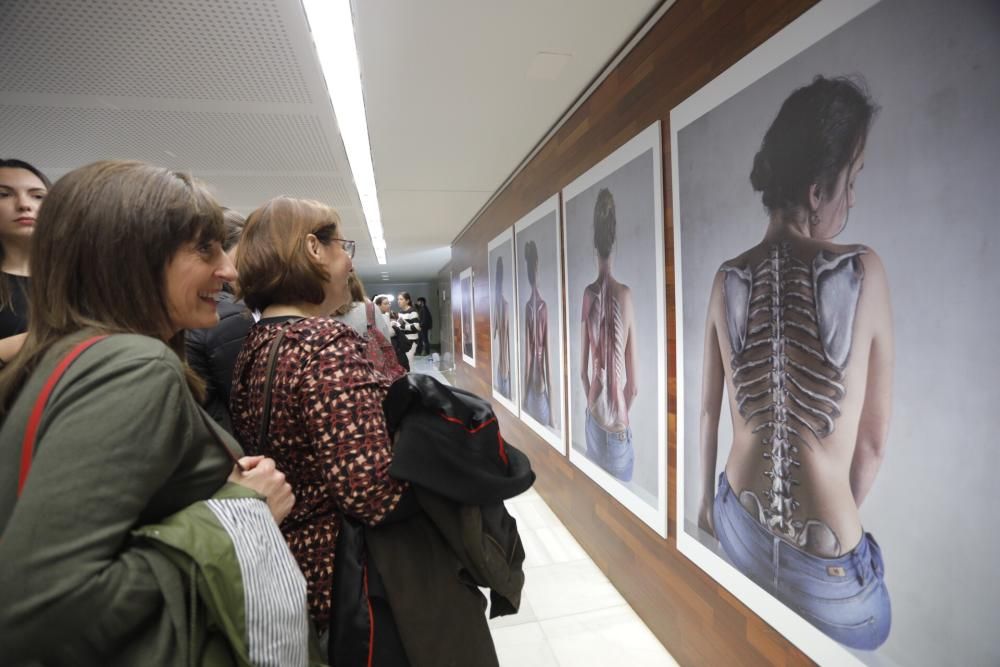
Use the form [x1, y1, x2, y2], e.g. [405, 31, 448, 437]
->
[396, 307, 421, 343]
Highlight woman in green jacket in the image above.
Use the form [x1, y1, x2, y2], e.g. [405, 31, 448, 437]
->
[0, 161, 301, 666]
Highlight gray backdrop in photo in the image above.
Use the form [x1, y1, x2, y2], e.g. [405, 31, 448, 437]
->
[565, 149, 660, 506]
[677, 0, 1000, 664]
[460, 275, 473, 358]
[488, 239, 516, 397]
[516, 211, 563, 433]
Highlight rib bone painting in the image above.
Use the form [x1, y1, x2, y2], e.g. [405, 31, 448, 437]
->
[672, 0, 1000, 664]
[563, 121, 667, 536]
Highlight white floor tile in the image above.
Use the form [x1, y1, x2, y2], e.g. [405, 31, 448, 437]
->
[532, 524, 587, 564]
[507, 494, 562, 530]
[487, 590, 537, 629]
[522, 558, 626, 620]
[492, 622, 561, 667]
[540, 605, 680, 667]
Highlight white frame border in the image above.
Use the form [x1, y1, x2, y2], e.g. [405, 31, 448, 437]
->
[671, 1, 880, 665]
[487, 228, 520, 415]
[513, 194, 566, 454]
[561, 121, 668, 538]
[459, 267, 476, 366]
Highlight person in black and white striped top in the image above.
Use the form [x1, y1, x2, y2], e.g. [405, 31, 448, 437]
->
[393, 291, 421, 366]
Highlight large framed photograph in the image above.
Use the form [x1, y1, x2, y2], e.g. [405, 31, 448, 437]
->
[488, 229, 518, 414]
[459, 267, 475, 366]
[514, 195, 565, 453]
[563, 121, 667, 536]
[672, 0, 1000, 665]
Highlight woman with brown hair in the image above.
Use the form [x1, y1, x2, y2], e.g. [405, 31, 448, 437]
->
[0, 161, 300, 664]
[229, 197, 411, 654]
[0, 159, 50, 363]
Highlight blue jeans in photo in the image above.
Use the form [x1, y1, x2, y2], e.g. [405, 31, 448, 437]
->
[524, 385, 551, 426]
[584, 410, 634, 482]
[713, 472, 891, 650]
[495, 372, 510, 399]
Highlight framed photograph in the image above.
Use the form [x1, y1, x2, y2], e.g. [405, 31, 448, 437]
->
[562, 121, 667, 537]
[514, 195, 566, 453]
[459, 267, 475, 366]
[672, 0, 1000, 664]
[488, 228, 519, 414]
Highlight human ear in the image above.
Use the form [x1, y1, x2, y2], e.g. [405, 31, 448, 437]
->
[808, 183, 823, 212]
[305, 233, 322, 260]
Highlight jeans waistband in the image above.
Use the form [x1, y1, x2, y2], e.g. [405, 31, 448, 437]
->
[717, 471, 880, 585]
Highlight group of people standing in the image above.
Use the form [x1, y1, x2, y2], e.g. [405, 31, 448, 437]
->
[0, 158, 527, 666]
[373, 292, 434, 369]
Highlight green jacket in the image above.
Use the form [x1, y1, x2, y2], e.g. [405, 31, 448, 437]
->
[0, 334, 319, 666]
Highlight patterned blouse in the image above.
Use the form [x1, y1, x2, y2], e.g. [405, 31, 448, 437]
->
[230, 317, 407, 628]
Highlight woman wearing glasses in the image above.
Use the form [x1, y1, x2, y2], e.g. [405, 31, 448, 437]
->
[229, 197, 412, 656]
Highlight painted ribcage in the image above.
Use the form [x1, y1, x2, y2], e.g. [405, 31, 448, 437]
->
[730, 244, 845, 538]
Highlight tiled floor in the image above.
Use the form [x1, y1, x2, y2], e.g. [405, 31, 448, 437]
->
[411, 357, 680, 667]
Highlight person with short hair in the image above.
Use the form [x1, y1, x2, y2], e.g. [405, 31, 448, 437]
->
[229, 196, 411, 650]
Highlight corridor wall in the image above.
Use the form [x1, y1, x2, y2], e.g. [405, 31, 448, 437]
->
[449, 0, 821, 664]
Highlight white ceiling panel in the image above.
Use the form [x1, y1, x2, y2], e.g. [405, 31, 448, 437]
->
[1, 0, 312, 103]
[1, 0, 662, 280]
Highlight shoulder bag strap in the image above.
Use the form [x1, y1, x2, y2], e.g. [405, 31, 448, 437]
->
[18, 335, 107, 497]
[256, 318, 303, 453]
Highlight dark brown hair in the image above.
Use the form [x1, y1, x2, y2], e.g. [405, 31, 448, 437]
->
[0, 160, 224, 411]
[593, 188, 616, 258]
[236, 196, 341, 312]
[0, 159, 50, 311]
[750, 75, 878, 215]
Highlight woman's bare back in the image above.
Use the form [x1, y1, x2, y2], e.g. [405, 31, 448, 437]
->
[711, 236, 891, 556]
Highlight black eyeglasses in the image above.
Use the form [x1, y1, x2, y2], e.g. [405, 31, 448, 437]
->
[331, 238, 356, 259]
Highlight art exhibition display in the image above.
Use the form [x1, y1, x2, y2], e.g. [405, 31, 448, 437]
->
[513, 195, 565, 452]
[487, 229, 518, 414]
[459, 267, 475, 366]
[563, 121, 667, 536]
[672, 0, 1000, 664]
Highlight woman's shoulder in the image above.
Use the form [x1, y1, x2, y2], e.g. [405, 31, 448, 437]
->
[78, 333, 176, 365]
[280, 316, 363, 353]
[61, 334, 185, 382]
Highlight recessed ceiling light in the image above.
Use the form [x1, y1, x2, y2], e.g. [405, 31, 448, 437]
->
[303, 0, 388, 264]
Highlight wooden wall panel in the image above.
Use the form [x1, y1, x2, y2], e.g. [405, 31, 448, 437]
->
[450, 1, 818, 664]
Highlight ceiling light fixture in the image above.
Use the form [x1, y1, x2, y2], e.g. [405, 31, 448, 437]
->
[302, 0, 387, 264]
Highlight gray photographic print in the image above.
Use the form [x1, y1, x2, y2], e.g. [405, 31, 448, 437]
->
[514, 195, 565, 453]
[672, 0, 1000, 664]
[563, 122, 667, 536]
[459, 267, 475, 366]
[488, 229, 518, 414]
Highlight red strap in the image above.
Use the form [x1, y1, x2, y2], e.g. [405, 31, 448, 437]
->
[17, 336, 108, 498]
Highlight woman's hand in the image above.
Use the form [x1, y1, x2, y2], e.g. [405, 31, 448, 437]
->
[228, 456, 295, 523]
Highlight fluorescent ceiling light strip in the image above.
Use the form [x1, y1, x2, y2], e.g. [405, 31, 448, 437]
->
[303, 0, 387, 264]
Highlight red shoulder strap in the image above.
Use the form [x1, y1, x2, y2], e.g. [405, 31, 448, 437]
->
[18, 336, 108, 497]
